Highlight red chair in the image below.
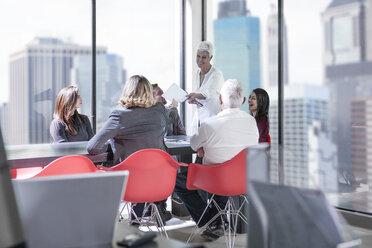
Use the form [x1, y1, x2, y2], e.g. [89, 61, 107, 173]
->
[102, 148, 187, 238]
[11, 167, 44, 179]
[12, 155, 99, 179]
[186, 149, 248, 247]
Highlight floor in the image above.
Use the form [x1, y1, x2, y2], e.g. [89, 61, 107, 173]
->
[121, 201, 372, 248]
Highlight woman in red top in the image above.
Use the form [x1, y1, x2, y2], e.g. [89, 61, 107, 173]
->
[248, 88, 270, 143]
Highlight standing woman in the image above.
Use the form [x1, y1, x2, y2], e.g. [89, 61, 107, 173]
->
[248, 88, 270, 143]
[50, 86, 93, 143]
[187, 41, 224, 128]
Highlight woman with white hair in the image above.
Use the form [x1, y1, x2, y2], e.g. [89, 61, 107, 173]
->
[187, 41, 224, 128]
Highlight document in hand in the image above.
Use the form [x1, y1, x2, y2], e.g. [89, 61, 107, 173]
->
[162, 83, 188, 103]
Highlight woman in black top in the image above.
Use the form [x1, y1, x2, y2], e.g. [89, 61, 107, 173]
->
[50, 86, 93, 143]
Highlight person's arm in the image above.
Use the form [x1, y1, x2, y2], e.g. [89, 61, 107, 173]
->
[174, 114, 186, 135]
[84, 116, 94, 140]
[86, 111, 120, 155]
[190, 123, 209, 151]
[50, 120, 68, 143]
[258, 116, 269, 143]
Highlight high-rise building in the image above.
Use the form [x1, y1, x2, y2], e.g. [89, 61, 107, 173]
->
[268, 84, 336, 191]
[350, 97, 372, 186]
[267, 5, 289, 87]
[8, 37, 106, 145]
[71, 53, 126, 128]
[214, 0, 260, 112]
[321, 0, 372, 180]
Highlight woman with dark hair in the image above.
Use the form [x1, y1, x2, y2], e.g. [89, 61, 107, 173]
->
[248, 88, 270, 143]
[50, 86, 93, 143]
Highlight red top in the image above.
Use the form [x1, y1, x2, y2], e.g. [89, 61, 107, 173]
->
[256, 115, 269, 143]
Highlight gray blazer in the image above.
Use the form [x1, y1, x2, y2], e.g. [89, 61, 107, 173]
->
[87, 102, 167, 164]
[50, 115, 93, 143]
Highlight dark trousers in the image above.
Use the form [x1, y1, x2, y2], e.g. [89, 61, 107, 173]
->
[174, 167, 227, 227]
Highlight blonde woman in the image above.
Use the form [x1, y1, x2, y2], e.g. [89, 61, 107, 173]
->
[87, 75, 169, 222]
[87, 75, 167, 163]
[50, 86, 93, 143]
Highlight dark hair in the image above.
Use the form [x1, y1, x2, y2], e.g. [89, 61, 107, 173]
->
[252, 88, 270, 122]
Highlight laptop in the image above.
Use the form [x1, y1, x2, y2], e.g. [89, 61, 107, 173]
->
[12, 171, 129, 248]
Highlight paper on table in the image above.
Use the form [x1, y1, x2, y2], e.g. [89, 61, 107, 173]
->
[162, 83, 188, 102]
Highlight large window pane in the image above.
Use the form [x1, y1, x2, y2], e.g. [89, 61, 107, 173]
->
[206, 0, 279, 175]
[0, 0, 91, 145]
[96, 0, 180, 129]
[285, 0, 372, 215]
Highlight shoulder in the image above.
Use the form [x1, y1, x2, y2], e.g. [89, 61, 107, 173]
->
[211, 67, 223, 77]
[50, 118, 64, 128]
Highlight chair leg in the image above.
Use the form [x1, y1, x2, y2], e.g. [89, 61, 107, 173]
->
[187, 195, 249, 248]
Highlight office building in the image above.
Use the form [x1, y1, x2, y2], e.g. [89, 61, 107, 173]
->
[351, 97, 372, 186]
[214, 0, 261, 112]
[71, 53, 126, 128]
[268, 84, 336, 191]
[8, 37, 106, 145]
[322, 0, 372, 180]
[267, 5, 289, 87]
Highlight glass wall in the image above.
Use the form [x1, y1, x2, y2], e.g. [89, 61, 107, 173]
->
[206, 0, 279, 175]
[0, 0, 91, 145]
[95, 0, 181, 130]
[282, 0, 372, 214]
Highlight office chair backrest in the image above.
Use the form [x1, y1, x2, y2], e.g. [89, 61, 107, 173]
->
[186, 149, 247, 196]
[33, 155, 98, 177]
[107, 148, 181, 203]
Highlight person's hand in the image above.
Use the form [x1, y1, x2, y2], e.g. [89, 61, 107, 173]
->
[187, 93, 197, 103]
[197, 147, 205, 158]
[170, 99, 178, 108]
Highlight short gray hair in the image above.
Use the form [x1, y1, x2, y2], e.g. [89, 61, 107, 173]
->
[221, 79, 244, 108]
[197, 41, 214, 57]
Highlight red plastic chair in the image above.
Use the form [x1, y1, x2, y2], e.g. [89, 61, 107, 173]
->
[12, 155, 99, 179]
[11, 167, 44, 179]
[186, 149, 248, 247]
[102, 148, 187, 238]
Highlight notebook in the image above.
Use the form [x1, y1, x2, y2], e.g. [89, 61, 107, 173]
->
[12, 171, 129, 248]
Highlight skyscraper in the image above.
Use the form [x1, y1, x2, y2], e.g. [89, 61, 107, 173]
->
[214, 0, 260, 112]
[267, 5, 289, 87]
[71, 53, 126, 128]
[321, 0, 372, 182]
[268, 84, 336, 191]
[8, 37, 106, 145]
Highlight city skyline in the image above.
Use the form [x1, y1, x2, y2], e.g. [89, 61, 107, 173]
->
[0, 0, 330, 105]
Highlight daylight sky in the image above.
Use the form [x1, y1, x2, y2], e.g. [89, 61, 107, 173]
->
[0, 0, 330, 104]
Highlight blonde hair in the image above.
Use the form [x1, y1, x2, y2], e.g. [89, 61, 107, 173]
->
[119, 75, 156, 108]
[54, 85, 85, 135]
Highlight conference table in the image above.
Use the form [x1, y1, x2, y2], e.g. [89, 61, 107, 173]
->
[6, 135, 195, 169]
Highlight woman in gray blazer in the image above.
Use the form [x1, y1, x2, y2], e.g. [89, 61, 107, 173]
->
[87, 75, 167, 163]
[87, 75, 170, 222]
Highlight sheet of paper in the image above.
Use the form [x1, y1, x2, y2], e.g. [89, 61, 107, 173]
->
[162, 83, 188, 102]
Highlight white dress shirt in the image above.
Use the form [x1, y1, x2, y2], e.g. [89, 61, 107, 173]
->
[192, 66, 224, 127]
[190, 108, 259, 165]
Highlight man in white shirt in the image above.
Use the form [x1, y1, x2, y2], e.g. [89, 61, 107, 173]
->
[174, 79, 259, 241]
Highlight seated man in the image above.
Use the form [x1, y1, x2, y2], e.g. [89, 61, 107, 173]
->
[152, 83, 186, 136]
[174, 79, 259, 241]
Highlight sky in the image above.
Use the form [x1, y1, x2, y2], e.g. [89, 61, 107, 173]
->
[0, 0, 331, 104]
